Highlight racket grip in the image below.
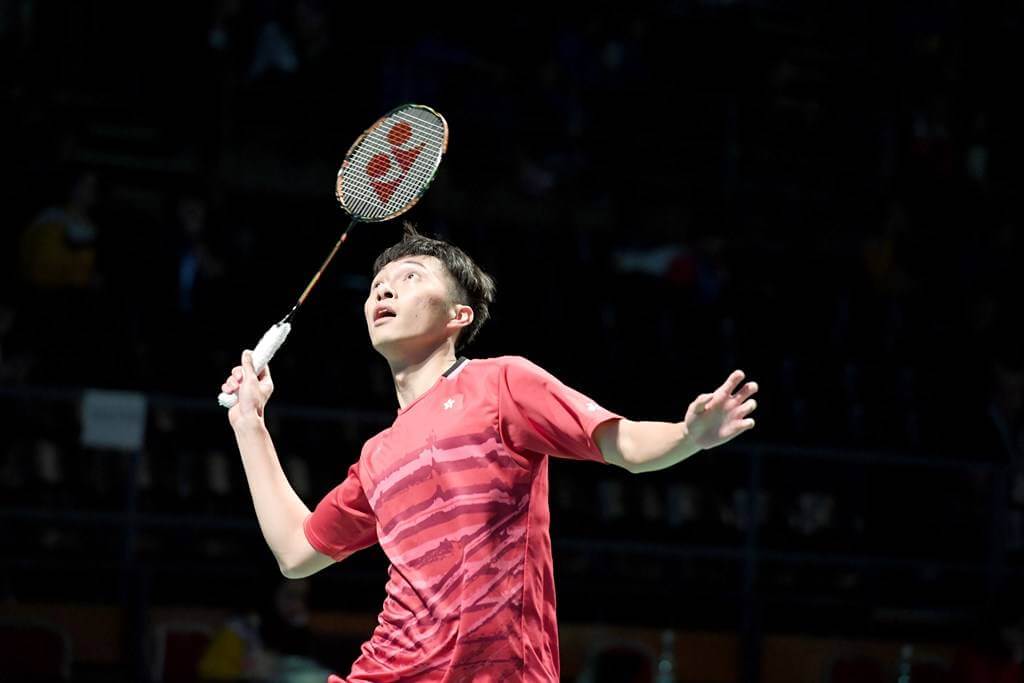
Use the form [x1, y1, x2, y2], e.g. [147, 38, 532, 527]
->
[218, 322, 293, 409]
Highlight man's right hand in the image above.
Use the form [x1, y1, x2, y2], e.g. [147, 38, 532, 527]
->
[221, 350, 274, 429]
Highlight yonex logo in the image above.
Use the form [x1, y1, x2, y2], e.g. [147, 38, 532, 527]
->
[365, 121, 425, 204]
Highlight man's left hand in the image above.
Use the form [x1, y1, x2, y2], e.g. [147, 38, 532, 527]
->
[684, 370, 758, 450]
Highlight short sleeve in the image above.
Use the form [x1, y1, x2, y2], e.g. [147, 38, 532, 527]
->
[303, 461, 378, 562]
[497, 356, 622, 464]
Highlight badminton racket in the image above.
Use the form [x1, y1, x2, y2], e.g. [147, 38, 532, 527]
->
[218, 104, 449, 408]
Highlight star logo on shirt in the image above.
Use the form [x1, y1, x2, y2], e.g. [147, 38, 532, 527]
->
[443, 398, 456, 410]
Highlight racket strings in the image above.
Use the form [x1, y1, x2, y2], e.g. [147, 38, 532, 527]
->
[339, 107, 446, 221]
[341, 142, 442, 207]
[341, 160, 440, 218]
[342, 111, 445, 176]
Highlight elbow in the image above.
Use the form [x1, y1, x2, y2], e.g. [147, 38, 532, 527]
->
[623, 457, 651, 475]
[278, 544, 336, 579]
[618, 451, 644, 474]
[279, 561, 314, 579]
[278, 560, 301, 579]
[614, 452, 651, 475]
[277, 552, 311, 579]
[611, 458, 643, 474]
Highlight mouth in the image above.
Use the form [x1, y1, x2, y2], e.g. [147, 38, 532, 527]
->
[373, 307, 397, 324]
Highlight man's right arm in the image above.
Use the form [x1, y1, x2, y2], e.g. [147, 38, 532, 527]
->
[222, 350, 333, 579]
[232, 417, 335, 578]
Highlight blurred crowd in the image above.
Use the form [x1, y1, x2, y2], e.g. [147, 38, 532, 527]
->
[2, 0, 1023, 642]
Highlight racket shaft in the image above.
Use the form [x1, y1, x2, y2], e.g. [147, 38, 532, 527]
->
[294, 221, 354, 312]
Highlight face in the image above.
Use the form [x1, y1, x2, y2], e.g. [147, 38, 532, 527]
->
[365, 255, 471, 357]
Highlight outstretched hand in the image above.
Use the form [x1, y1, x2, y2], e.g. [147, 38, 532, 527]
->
[683, 370, 758, 450]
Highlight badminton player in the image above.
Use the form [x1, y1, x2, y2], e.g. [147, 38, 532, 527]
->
[220, 223, 758, 682]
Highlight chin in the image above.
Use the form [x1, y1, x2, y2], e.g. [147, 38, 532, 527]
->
[370, 332, 404, 354]
[371, 331, 438, 359]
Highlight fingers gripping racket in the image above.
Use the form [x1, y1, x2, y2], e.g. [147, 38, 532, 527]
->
[218, 104, 449, 408]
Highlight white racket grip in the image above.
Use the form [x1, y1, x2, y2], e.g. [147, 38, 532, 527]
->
[217, 322, 292, 409]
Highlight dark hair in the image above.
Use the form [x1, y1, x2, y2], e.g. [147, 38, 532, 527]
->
[372, 222, 496, 353]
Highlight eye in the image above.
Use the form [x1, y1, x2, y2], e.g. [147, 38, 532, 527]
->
[406, 272, 416, 280]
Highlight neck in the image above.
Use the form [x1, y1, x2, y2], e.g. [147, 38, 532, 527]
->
[388, 344, 459, 410]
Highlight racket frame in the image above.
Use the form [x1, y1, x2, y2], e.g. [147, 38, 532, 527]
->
[335, 103, 449, 223]
[283, 103, 448, 323]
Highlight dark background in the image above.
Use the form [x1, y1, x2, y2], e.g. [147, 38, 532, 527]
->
[2, 1, 1022, 681]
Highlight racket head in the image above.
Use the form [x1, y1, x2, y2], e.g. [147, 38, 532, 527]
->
[336, 104, 449, 223]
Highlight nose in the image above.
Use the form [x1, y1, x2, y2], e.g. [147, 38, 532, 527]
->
[375, 282, 395, 301]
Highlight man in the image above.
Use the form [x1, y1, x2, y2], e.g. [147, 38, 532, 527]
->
[220, 223, 758, 681]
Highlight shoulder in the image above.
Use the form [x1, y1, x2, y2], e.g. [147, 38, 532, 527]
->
[466, 356, 560, 393]
[466, 355, 544, 374]
[358, 427, 391, 460]
[458, 356, 555, 388]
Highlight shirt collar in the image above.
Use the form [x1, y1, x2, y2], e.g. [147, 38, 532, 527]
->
[443, 356, 469, 378]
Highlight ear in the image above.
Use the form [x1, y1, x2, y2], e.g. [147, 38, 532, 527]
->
[447, 304, 474, 332]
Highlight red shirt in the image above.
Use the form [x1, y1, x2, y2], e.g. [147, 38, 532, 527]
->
[304, 355, 622, 681]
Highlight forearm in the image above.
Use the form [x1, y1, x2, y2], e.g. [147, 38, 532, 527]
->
[598, 419, 701, 473]
[232, 417, 313, 570]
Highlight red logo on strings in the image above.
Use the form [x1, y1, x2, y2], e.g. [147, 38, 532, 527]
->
[365, 121, 425, 204]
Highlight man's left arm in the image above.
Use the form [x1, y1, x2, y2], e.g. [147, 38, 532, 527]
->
[595, 370, 758, 474]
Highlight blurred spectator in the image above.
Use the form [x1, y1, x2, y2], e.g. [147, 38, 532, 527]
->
[16, 168, 106, 383]
[243, 0, 333, 87]
[788, 491, 837, 537]
[292, 0, 331, 69]
[208, 0, 243, 53]
[909, 95, 954, 181]
[248, 11, 298, 81]
[19, 169, 101, 291]
[174, 193, 224, 316]
[862, 197, 915, 296]
[199, 577, 329, 682]
[965, 112, 990, 188]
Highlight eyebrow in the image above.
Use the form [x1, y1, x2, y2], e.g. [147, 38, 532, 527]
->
[371, 260, 429, 286]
